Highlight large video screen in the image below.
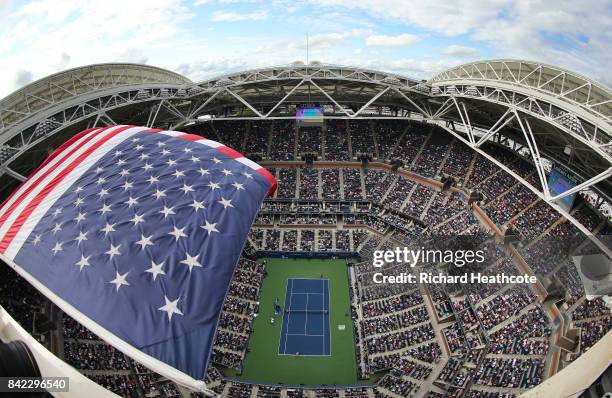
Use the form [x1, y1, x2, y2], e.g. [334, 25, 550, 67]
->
[548, 166, 578, 212]
[296, 106, 324, 126]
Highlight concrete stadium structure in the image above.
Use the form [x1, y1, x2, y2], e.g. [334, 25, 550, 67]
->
[0, 60, 610, 397]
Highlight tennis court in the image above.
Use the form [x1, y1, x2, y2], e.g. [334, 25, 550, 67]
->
[278, 278, 331, 356]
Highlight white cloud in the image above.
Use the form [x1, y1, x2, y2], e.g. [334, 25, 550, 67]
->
[175, 57, 254, 82]
[366, 33, 419, 47]
[0, 0, 193, 98]
[15, 70, 34, 87]
[254, 30, 367, 55]
[442, 45, 478, 58]
[210, 10, 267, 21]
[311, 0, 506, 36]
[311, 0, 612, 85]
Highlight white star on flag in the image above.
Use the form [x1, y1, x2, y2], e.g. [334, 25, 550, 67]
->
[153, 189, 167, 200]
[51, 242, 63, 255]
[130, 213, 145, 226]
[75, 255, 91, 271]
[219, 197, 234, 209]
[189, 200, 206, 212]
[172, 169, 185, 178]
[109, 271, 129, 291]
[180, 184, 194, 194]
[158, 296, 183, 321]
[75, 231, 88, 245]
[180, 253, 202, 272]
[74, 212, 87, 224]
[198, 168, 210, 176]
[166, 159, 177, 166]
[232, 182, 245, 190]
[139, 153, 150, 160]
[159, 206, 175, 218]
[119, 169, 130, 177]
[136, 234, 154, 250]
[100, 223, 116, 236]
[142, 163, 153, 171]
[125, 196, 139, 207]
[208, 181, 220, 190]
[168, 226, 188, 241]
[145, 261, 166, 280]
[106, 244, 122, 259]
[243, 172, 253, 179]
[222, 169, 232, 176]
[97, 189, 109, 199]
[148, 175, 160, 185]
[98, 203, 112, 215]
[212, 157, 221, 164]
[201, 220, 219, 235]
[52, 223, 62, 234]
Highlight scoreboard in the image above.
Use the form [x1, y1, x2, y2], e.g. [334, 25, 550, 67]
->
[548, 166, 578, 212]
[296, 106, 324, 127]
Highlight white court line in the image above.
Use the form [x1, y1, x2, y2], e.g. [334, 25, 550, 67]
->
[285, 333, 325, 337]
[277, 279, 290, 356]
[289, 292, 323, 295]
[321, 279, 325, 355]
[283, 279, 293, 354]
[325, 279, 331, 356]
[304, 293, 309, 335]
[278, 278, 333, 356]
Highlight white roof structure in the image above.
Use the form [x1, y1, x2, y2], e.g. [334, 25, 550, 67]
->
[0, 60, 610, 244]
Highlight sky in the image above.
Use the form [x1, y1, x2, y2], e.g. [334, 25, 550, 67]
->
[0, 0, 611, 98]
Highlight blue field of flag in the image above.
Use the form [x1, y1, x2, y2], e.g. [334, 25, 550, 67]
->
[278, 278, 331, 356]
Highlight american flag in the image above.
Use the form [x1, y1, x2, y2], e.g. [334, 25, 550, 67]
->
[0, 125, 276, 390]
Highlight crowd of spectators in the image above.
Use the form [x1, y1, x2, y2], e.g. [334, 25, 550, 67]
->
[475, 287, 536, 330]
[349, 120, 375, 157]
[0, 265, 46, 338]
[299, 167, 319, 198]
[324, 120, 350, 160]
[473, 358, 544, 389]
[321, 169, 341, 199]
[4, 118, 612, 398]
[63, 341, 131, 371]
[412, 134, 452, 178]
[488, 306, 551, 355]
[375, 371, 418, 397]
[247, 120, 273, 156]
[343, 168, 365, 199]
[298, 126, 322, 156]
[276, 168, 297, 198]
[86, 375, 140, 398]
[270, 120, 295, 160]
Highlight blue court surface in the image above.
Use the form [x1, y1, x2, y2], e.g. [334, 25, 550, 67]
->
[278, 278, 331, 356]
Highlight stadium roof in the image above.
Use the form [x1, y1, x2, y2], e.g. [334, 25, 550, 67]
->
[0, 59, 610, 238]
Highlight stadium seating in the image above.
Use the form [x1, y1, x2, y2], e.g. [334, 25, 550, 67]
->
[0, 119, 610, 398]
